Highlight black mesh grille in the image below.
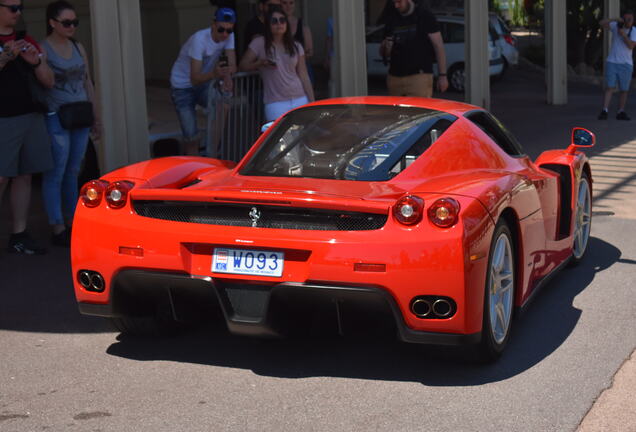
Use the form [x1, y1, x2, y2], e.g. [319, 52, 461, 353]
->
[132, 200, 388, 231]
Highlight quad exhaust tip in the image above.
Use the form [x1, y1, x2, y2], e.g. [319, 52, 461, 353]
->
[410, 296, 456, 319]
[411, 298, 432, 318]
[77, 270, 105, 292]
[432, 299, 452, 317]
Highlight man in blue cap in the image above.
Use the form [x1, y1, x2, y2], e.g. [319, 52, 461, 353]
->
[170, 7, 237, 155]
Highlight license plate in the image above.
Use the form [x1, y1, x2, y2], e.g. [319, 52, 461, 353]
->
[212, 248, 284, 277]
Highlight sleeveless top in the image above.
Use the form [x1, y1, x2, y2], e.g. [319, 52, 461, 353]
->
[42, 39, 88, 112]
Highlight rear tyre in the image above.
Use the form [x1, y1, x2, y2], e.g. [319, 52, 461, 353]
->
[448, 63, 465, 93]
[495, 57, 508, 81]
[476, 219, 516, 362]
[569, 172, 592, 266]
[110, 304, 184, 336]
[110, 316, 167, 336]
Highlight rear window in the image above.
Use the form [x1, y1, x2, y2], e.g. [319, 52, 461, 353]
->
[241, 105, 456, 181]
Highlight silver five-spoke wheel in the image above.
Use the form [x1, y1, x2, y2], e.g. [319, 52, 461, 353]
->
[573, 175, 591, 260]
[488, 231, 514, 345]
[477, 220, 516, 362]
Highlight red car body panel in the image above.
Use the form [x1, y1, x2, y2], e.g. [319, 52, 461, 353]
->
[71, 97, 592, 343]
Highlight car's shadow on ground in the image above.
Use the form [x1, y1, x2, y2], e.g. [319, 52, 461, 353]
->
[105, 235, 622, 385]
[0, 246, 112, 334]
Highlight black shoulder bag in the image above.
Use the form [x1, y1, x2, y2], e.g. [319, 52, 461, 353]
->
[57, 41, 94, 130]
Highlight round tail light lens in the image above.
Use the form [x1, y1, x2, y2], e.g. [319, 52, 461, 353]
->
[105, 181, 134, 209]
[393, 195, 425, 226]
[80, 180, 108, 208]
[428, 198, 460, 228]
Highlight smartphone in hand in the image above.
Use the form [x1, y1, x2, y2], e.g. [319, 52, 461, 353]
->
[218, 52, 229, 67]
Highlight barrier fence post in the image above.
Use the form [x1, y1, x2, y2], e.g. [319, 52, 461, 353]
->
[207, 72, 264, 162]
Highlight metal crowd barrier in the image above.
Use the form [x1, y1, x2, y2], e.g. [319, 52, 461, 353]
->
[206, 71, 264, 162]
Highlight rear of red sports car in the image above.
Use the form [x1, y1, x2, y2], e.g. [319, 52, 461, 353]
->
[72, 101, 497, 345]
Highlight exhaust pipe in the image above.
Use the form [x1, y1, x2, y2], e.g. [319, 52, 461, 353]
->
[432, 299, 452, 318]
[78, 271, 91, 289]
[411, 298, 432, 318]
[89, 273, 105, 292]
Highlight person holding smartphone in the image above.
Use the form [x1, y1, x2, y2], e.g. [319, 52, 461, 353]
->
[239, 6, 314, 122]
[170, 7, 237, 155]
[1, 0, 55, 255]
[598, 10, 636, 120]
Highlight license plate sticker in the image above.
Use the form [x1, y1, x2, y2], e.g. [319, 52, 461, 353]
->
[212, 248, 284, 277]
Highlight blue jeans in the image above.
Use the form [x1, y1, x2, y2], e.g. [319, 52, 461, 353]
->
[171, 84, 210, 142]
[171, 83, 232, 150]
[42, 113, 90, 226]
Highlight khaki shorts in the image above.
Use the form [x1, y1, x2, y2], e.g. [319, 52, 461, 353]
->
[0, 113, 52, 177]
[387, 73, 433, 98]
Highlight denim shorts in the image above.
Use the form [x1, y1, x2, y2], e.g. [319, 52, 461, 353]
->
[171, 85, 210, 142]
[171, 84, 233, 142]
[264, 96, 309, 122]
[605, 61, 633, 91]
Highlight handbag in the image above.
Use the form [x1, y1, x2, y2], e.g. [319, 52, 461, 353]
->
[58, 101, 94, 130]
[57, 40, 94, 130]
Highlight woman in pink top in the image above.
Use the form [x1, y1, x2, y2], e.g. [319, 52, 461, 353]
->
[239, 6, 314, 121]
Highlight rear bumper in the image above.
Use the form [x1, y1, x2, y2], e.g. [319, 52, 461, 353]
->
[78, 269, 481, 346]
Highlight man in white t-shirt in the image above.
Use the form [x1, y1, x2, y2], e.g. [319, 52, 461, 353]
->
[598, 10, 636, 121]
[170, 7, 237, 155]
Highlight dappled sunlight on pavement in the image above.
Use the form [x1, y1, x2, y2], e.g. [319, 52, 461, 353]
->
[590, 139, 636, 220]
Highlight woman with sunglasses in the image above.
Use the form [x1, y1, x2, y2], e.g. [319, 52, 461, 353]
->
[239, 7, 314, 122]
[41, 0, 98, 246]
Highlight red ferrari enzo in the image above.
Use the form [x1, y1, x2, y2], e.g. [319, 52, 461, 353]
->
[72, 97, 594, 361]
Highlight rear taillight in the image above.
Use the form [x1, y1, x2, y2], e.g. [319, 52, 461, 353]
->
[428, 198, 460, 228]
[105, 181, 134, 209]
[504, 34, 515, 46]
[393, 195, 425, 226]
[80, 180, 108, 208]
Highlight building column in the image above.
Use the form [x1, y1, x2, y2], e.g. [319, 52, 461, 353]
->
[89, 0, 149, 173]
[604, 0, 621, 62]
[465, 0, 490, 109]
[545, 0, 567, 105]
[332, 0, 368, 97]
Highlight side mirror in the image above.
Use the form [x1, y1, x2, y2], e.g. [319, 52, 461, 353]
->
[567, 127, 595, 154]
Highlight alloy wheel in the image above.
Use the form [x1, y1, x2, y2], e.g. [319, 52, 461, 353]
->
[488, 232, 514, 345]
[573, 177, 591, 259]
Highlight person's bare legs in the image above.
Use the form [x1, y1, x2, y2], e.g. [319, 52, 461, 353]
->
[9, 174, 31, 234]
[618, 90, 629, 112]
[0, 176, 8, 206]
[602, 87, 615, 110]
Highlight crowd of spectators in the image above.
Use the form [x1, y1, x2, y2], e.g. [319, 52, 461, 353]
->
[0, 0, 447, 255]
[1, 0, 98, 254]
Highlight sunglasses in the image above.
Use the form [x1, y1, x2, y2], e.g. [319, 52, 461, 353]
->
[216, 26, 234, 34]
[0, 3, 24, 13]
[270, 16, 287, 25]
[55, 18, 80, 28]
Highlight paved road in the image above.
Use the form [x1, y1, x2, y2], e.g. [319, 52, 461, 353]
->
[1, 66, 635, 431]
